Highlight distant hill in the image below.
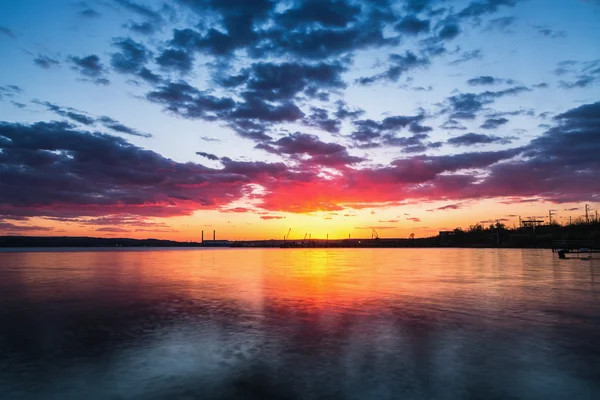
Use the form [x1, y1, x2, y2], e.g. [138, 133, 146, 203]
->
[0, 236, 202, 248]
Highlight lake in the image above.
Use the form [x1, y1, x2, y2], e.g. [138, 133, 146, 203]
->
[0, 248, 599, 399]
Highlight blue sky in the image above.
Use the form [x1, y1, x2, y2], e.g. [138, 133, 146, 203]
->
[1, 0, 599, 239]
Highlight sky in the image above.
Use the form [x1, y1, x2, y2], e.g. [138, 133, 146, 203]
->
[0, 0, 599, 241]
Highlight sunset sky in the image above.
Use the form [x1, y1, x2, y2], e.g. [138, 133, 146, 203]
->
[1, 0, 599, 241]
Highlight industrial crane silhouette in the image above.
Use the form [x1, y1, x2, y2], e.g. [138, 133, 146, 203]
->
[372, 229, 379, 239]
[284, 228, 292, 241]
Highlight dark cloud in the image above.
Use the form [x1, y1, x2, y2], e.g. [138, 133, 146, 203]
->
[146, 81, 235, 120]
[33, 55, 60, 69]
[11, 101, 26, 109]
[0, 121, 251, 219]
[334, 100, 365, 120]
[0, 222, 53, 232]
[447, 132, 514, 146]
[438, 23, 460, 40]
[440, 119, 467, 130]
[0, 26, 16, 39]
[534, 25, 566, 38]
[97, 116, 152, 138]
[449, 49, 482, 65]
[555, 59, 600, 89]
[276, 0, 362, 29]
[80, 7, 101, 18]
[351, 114, 425, 142]
[200, 136, 220, 142]
[480, 117, 509, 129]
[196, 151, 220, 161]
[446, 87, 532, 119]
[69, 54, 110, 84]
[304, 107, 340, 134]
[260, 215, 285, 220]
[467, 76, 517, 86]
[474, 101, 600, 203]
[458, 0, 519, 19]
[110, 37, 151, 74]
[241, 61, 347, 101]
[169, 0, 398, 60]
[33, 100, 96, 125]
[34, 100, 151, 138]
[395, 15, 430, 35]
[486, 16, 515, 32]
[357, 51, 430, 84]
[116, 0, 167, 35]
[257, 132, 364, 167]
[156, 49, 194, 74]
[404, 0, 435, 13]
[0, 85, 22, 100]
[407, 217, 421, 222]
[96, 227, 130, 233]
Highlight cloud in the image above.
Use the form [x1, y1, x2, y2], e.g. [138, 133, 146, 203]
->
[555, 59, 600, 89]
[156, 49, 194, 74]
[395, 15, 431, 35]
[0, 26, 16, 39]
[441, 119, 467, 131]
[97, 116, 152, 138]
[257, 132, 364, 167]
[467, 76, 517, 86]
[110, 37, 152, 75]
[447, 132, 514, 146]
[33, 100, 96, 125]
[449, 49, 482, 65]
[458, 0, 520, 19]
[534, 25, 566, 38]
[260, 215, 285, 220]
[96, 227, 130, 233]
[116, 0, 167, 35]
[486, 16, 515, 32]
[357, 51, 430, 84]
[79, 7, 101, 18]
[0, 121, 252, 219]
[407, 217, 421, 222]
[196, 152, 220, 161]
[11, 101, 26, 109]
[351, 114, 425, 142]
[34, 101, 151, 138]
[445, 87, 531, 119]
[33, 55, 60, 69]
[480, 117, 509, 129]
[69, 54, 110, 84]
[0, 85, 22, 100]
[438, 23, 461, 40]
[432, 203, 463, 211]
[0, 222, 53, 232]
[303, 107, 341, 133]
[472, 101, 600, 202]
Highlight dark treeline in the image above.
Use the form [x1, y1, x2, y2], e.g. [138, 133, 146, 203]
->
[434, 220, 600, 248]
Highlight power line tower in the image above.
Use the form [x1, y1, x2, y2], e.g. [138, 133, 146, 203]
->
[585, 204, 590, 223]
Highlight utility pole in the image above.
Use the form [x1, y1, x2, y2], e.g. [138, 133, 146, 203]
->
[585, 204, 590, 223]
[569, 216, 572, 225]
[519, 216, 522, 228]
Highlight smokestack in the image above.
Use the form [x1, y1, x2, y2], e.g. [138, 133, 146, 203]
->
[202, 230, 204, 243]
[213, 230, 216, 241]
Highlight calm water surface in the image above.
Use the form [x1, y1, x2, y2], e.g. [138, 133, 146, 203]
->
[0, 248, 599, 399]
